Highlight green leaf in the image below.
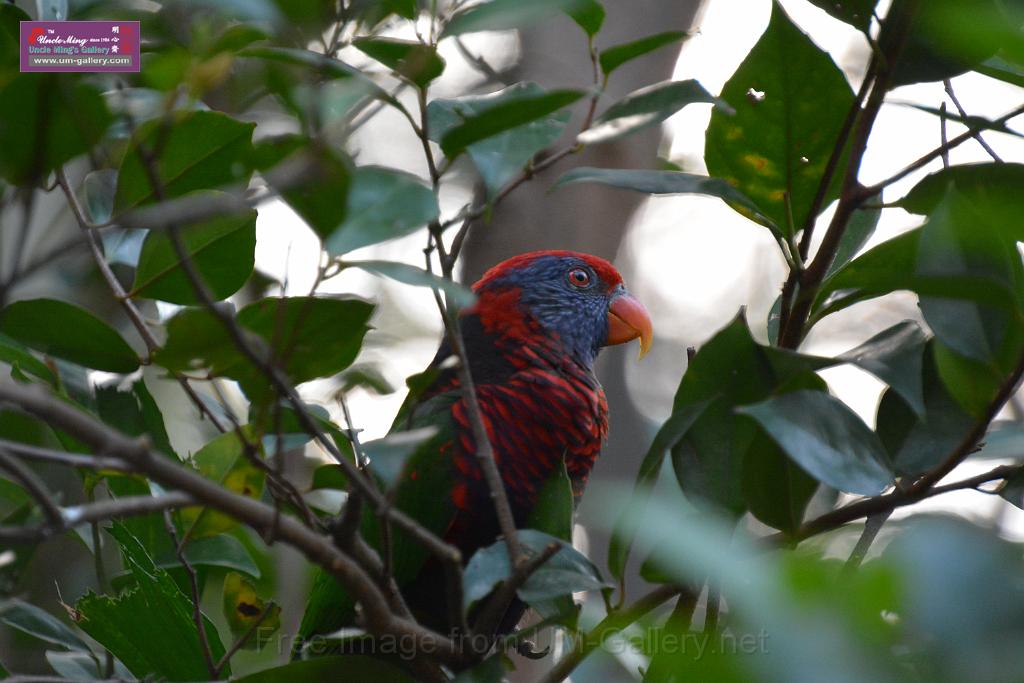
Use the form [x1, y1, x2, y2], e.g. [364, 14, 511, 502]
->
[0, 332, 56, 385]
[82, 169, 117, 224]
[738, 390, 894, 496]
[131, 204, 257, 304]
[567, 0, 604, 37]
[154, 534, 261, 578]
[898, 163, 1024, 217]
[462, 529, 606, 610]
[837, 321, 928, 416]
[251, 136, 351, 239]
[826, 199, 881, 278]
[1000, 469, 1024, 510]
[343, 260, 476, 309]
[552, 167, 773, 231]
[876, 344, 975, 477]
[45, 650, 104, 680]
[608, 399, 710, 580]
[528, 457, 574, 542]
[353, 37, 445, 88]
[806, 0, 876, 31]
[598, 31, 687, 77]
[705, 2, 854, 237]
[324, 167, 438, 256]
[891, 102, 1024, 140]
[0, 75, 111, 186]
[439, 90, 584, 158]
[180, 429, 266, 538]
[232, 656, 415, 683]
[115, 110, 255, 212]
[0, 299, 139, 373]
[0, 599, 91, 652]
[155, 297, 373, 401]
[363, 427, 439, 490]
[579, 80, 727, 145]
[75, 524, 228, 681]
[443, 0, 590, 37]
[428, 82, 571, 197]
[222, 571, 280, 649]
[239, 45, 365, 80]
[311, 463, 349, 491]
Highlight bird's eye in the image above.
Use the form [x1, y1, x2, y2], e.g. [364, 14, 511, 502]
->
[567, 268, 591, 288]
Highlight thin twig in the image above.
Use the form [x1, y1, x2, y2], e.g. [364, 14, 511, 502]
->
[939, 101, 950, 169]
[943, 79, 1003, 162]
[0, 450, 64, 529]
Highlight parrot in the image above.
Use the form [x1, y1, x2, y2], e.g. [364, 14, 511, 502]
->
[295, 250, 653, 657]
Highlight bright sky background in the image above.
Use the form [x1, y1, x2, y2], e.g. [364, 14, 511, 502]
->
[241, 0, 1024, 541]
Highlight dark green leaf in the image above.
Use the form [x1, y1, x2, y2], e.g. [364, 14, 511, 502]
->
[1001, 469, 1024, 510]
[0, 332, 56, 385]
[443, 0, 590, 37]
[705, 2, 854, 237]
[462, 529, 606, 609]
[579, 80, 727, 145]
[154, 534, 260, 578]
[608, 399, 710, 580]
[115, 111, 255, 212]
[807, 0, 876, 31]
[343, 260, 476, 309]
[0, 75, 111, 186]
[353, 37, 445, 88]
[0, 299, 139, 373]
[310, 463, 348, 491]
[598, 31, 687, 77]
[567, 0, 604, 37]
[131, 204, 257, 304]
[251, 136, 351, 239]
[324, 167, 438, 256]
[363, 427, 439, 490]
[552, 167, 771, 226]
[528, 457, 574, 542]
[898, 163, 1024, 217]
[826, 199, 881, 278]
[240, 46, 365, 80]
[837, 321, 928, 416]
[440, 90, 584, 158]
[738, 390, 894, 495]
[0, 599, 90, 652]
[76, 524, 228, 680]
[428, 83, 571, 197]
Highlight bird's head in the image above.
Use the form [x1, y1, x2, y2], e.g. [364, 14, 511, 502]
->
[471, 250, 653, 366]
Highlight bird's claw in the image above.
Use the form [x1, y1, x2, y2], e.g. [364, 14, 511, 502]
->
[515, 639, 550, 659]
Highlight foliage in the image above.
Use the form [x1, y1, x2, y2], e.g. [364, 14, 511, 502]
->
[0, 0, 1023, 682]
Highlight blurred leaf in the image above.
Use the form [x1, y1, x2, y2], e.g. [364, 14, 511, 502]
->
[343, 260, 476, 309]
[552, 167, 771, 226]
[222, 571, 280, 649]
[443, 0, 590, 36]
[0, 333, 56, 385]
[567, 0, 604, 36]
[428, 82, 571, 197]
[208, 24, 270, 55]
[310, 463, 348, 491]
[45, 650, 102, 680]
[462, 529, 606, 610]
[738, 390, 894, 495]
[233, 656, 414, 683]
[76, 524, 228, 680]
[339, 365, 395, 395]
[324, 167, 438, 256]
[82, 169, 117, 224]
[608, 399, 710, 581]
[837, 321, 928, 416]
[806, 0, 875, 31]
[131, 204, 257, 304]
[0, 299, 139, 373]
[598, 31, 687, 77]
[353, 37, 445, 88]
[974, 420, 1024, 461]
[115, 111, 255, 212]
[439, 90, 584, 158]
[579, 80, 726, 145]
[154, 534, 260, 578]
[876, 344, 975, 477]
[363, 427, 438, 490]
[898, 163, 1024, 217]
[0, 599, 90, 652]
[251, 135, 351, 239]
[0, 74, 110, 186]
[1001, 469, 1024, 510]
[180, 429, 266, 538]
[705, 2, 854, 237]
[240, 45, 365, 79]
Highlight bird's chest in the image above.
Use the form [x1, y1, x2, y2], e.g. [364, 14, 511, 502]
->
[450, 364, 608, 513]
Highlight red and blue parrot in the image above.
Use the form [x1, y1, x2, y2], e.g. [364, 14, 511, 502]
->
[296, 250, 653, 653]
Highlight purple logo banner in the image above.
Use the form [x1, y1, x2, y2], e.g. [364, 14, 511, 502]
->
[20, 21, 140, 72]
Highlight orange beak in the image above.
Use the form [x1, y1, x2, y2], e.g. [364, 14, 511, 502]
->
[606, 291, 653, 359]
